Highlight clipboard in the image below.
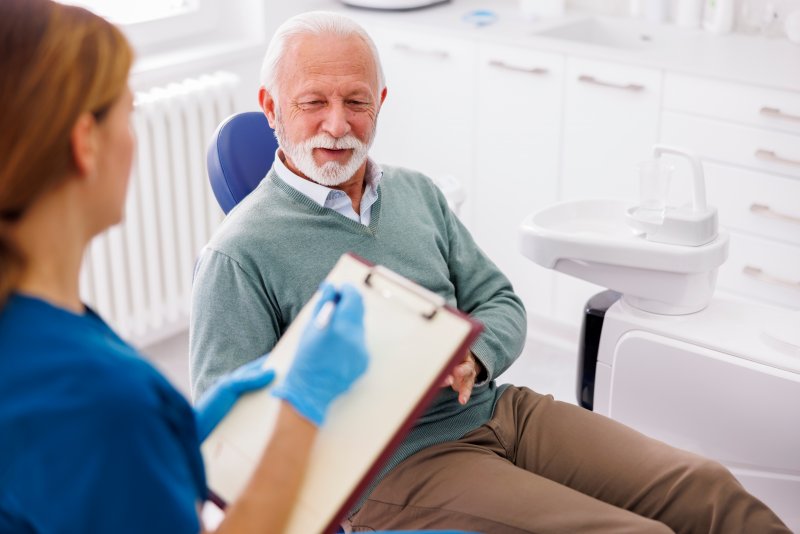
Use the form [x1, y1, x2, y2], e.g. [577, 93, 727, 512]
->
[200, 253, 483, 533]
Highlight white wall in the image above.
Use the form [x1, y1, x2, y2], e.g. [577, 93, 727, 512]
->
[127, 0, 270, 111]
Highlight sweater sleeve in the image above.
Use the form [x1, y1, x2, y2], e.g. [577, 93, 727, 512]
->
[440, 188, 527, 383]
[189, 248, 280, 399]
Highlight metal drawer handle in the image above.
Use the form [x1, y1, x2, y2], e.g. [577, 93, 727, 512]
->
[488, 59, 549, 76]
[394, 43, 450, 59]
[578, 74, 644, 92]
[760, 106, 800, 123]
[755, 149, 800, 167]
[742, 265, 800, 289]
[749, 203, 800, 225]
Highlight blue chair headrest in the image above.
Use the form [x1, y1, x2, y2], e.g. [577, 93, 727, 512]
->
[207, 111, 279, 214]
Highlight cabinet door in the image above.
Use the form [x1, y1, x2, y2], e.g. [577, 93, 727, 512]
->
[556, 58, 662, 328]
[561, 57, 662, 200]
[365, 25, 478, 228]
[473, 43, 564, 319]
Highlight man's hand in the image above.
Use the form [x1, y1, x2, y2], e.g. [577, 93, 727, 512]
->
[443, 351, 483, 405]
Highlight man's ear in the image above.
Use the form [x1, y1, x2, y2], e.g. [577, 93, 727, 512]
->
[379, 86, 387, 108]
[259, 86, 278, 129]
[70, 113, 97, 179]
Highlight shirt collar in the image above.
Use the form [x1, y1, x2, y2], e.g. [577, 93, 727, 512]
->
[273, 149, 383, 208]
[273, 150, 330, 206]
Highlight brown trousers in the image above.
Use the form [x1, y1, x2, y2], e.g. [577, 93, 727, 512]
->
[350, 386, 789, 533]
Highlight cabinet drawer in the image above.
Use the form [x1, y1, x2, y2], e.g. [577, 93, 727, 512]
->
[717, 232, 800, 310]
[661, 111, 800, 179]
[705, 163, 800, 246]
[664, 73, 800, 136]
[480, 42, 564, 75]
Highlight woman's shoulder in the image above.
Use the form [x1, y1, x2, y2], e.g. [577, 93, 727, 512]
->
[0, 294, 188, 421]
[0, 305, 197, 489]
[0, 330, 202, 534]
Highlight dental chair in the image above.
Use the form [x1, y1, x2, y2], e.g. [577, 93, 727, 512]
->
[207, 111, 279, 214]
[205, 111, 472, 534]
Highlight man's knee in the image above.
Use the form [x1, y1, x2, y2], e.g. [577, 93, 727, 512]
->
[680, 454, 740, 494]
[668, 453, 750, 519]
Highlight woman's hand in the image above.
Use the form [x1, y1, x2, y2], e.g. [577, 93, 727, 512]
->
[271, 282, 369, 426]
[194, 355, 275, 442]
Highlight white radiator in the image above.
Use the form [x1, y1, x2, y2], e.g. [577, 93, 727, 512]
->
[79, 71, 240, 348]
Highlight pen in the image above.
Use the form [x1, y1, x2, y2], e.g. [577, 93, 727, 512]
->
[313, 292, 340, 329]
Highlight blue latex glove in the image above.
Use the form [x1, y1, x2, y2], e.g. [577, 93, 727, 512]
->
[194, 354, 276, 442]
[271, 282, 369, 426]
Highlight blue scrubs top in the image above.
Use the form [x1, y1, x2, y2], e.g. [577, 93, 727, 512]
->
[0, 294, 206, 533]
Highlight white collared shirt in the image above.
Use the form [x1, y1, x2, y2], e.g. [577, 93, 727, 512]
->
[273, 150, 383, 226]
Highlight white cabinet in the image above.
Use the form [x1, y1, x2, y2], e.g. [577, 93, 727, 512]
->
[660, 72, 800, 311]
[364, 25, 479, 228]
[346, 18, 800, 337]
[472, 44, 564, 319]
[560, 58, 662, 201]
[556, 58, 662, 327]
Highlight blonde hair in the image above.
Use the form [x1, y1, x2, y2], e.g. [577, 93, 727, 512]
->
[0, 0, 133, 307]
[260, 11, 385, 100]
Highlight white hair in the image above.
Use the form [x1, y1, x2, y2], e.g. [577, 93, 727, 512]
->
[260, 11, 386, 100]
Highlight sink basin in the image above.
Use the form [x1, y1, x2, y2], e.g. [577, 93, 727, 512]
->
[519, 198, 730, 315]
[534, 16, 659, 50]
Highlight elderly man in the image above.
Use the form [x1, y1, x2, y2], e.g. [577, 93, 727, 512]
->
[190, 11, 789, 534]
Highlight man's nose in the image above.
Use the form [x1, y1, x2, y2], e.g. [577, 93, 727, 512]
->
[321, 103, 351, 138]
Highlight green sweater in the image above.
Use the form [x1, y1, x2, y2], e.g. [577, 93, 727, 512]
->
[190, 165, 527, 506]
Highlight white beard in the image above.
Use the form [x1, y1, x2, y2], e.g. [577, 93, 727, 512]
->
[275, 117, 375, 187]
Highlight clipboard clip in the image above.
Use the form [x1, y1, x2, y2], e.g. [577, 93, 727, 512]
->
[364, 266, 446, 320]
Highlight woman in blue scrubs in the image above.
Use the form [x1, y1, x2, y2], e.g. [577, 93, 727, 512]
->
[0, 1, 369, 532]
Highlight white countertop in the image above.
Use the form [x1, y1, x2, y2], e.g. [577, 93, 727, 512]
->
[300, 0, 800, 92]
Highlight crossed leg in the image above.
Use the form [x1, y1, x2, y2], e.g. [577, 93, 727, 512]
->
[351, 387, 789, 533]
